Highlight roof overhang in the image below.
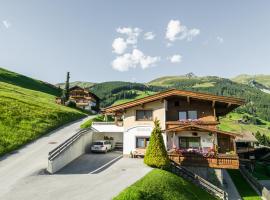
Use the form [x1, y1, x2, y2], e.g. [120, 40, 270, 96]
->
[103, 89, 245, 114]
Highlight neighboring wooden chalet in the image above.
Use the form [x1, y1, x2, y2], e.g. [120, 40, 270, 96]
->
[56, 86, 99, 112]
[69, 86, 99, 111]
[103, 89, 245, 169]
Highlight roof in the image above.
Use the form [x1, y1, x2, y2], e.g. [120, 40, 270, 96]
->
[164, 124, 242, 137]
[69, 85, 100, 100]
[235, 132, 258, 142]
[91, 122, 124, 133]
[103, 89, 245, 114]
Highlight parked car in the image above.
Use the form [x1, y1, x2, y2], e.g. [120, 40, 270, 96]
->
[91, 140, 112, 153]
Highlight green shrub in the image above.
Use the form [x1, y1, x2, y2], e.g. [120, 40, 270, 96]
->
[66, 100, 76, 108]
[144, 119, 170, 169]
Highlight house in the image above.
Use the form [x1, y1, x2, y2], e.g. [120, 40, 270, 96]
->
[69, 86, 99, 112]
[103, 89, 245, 170]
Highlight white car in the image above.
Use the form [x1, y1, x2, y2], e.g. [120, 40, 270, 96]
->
[91, 140, 112, 153]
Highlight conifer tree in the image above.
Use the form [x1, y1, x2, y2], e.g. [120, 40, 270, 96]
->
[144, 119, 170, 169]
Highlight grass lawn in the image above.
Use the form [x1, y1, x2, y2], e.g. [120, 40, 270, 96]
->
[0, 82, 86, 156]
[227, 169, 261, 200]
[219, 112, 270, 137]
[252, 162, 270, 180]
[113, 169, 216, 200]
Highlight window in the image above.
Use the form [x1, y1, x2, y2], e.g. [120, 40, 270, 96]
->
[188, 111, 197, 120]
[136, 110, 153, 121]
[179, 111, 187, 120]
[179, 111, 198, 120]
[136, 137, 150, 148]
[179, 137, 200, 149]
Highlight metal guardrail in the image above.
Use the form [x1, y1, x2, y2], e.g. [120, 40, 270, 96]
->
[170, 161, 227, 200]
[48, 128, 92, 161]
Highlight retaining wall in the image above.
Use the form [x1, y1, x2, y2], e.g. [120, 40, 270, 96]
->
[47, 130, 93, 174]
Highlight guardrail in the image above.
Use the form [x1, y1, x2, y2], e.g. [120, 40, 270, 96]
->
[48, 128, 91, 161]
[170, 161, 227, 200]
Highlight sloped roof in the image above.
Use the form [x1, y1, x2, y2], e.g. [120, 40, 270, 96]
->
[103, 89, 245, 113]
[235, 132, 258, 142]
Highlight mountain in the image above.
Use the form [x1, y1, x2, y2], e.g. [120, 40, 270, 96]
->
[56, 81, 95, 89]
[231, 74, 270, 93]
[0, 67, 86, 156]
[0, 67, 61, 96]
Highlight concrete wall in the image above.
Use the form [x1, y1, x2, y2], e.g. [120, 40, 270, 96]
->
[47, 131, 93, 174]
[123, 100, 166, 130]
[123, 125, 167, 155]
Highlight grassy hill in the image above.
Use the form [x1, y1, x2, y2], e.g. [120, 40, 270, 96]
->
[0, 82, 86, 156]
[0, 67, 61, 96]
[56, 81, 95, 89]
[114, 169, 216, 200]
[0, 67, 86, 156]
[231, 74, 270, 88]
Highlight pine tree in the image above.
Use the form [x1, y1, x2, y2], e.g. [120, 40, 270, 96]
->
[62, 72, 70, 102]
[144, 119, 170, 169]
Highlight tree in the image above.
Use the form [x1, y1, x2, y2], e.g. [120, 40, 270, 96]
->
[144, 119, 170, 169]
[62, 72, 70, 102]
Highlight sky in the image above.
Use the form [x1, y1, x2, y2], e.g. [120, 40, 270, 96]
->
[0, 1, 270, 84]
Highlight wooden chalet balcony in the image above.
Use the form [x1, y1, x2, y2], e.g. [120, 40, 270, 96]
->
[168, 152, 239, 169]
[166, 120, 219, 129]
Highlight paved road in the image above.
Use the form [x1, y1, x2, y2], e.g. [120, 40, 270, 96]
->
[2, 158, 151, 200]
[0, 116, 93, 198]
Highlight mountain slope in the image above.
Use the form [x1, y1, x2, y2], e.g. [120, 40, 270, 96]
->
[0, 67, 61, 96]
[0, 82, 86, 156]
[231, 74, 270, 89]
[56, 81, 95, 89]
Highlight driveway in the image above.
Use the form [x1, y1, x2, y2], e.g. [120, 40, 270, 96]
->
[0, 116, 93, 198]
[57, 151, 123, 174]
[2, 158, 152, 200]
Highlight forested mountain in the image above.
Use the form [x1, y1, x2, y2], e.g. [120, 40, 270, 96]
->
[86, 76, 270, 123]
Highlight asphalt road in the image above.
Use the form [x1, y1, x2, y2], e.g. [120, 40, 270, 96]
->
[2, 157, 151, 200]
[0, 116, 93, 198]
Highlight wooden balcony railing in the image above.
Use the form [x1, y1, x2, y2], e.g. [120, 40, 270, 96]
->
[166, 120, 219, 129]
[168, 153, 239, 169]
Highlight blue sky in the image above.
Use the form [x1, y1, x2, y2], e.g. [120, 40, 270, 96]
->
[0, 1, 270, 84]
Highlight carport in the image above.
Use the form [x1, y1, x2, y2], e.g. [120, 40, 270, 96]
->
[91, 122, 124, 151]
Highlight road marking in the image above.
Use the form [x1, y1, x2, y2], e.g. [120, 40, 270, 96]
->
[89, 155, 123, 174]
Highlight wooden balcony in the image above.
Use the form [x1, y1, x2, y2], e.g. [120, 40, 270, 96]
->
[168, 153, 239, 169]
[166, 120, 219, 129]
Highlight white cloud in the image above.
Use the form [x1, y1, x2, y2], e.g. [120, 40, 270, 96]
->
[112, 49, 160, 72]
[112, 37, 127, 54]
[168, 54, 182, 63]
[144, 32, 155, 40]
[2, 20, 11, 29]
[216, 36, 224, 44]
[116, 27, 142, 45]
[165, 20, 200, 42]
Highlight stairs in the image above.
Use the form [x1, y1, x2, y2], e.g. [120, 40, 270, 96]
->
[114, 142, 123, 151]
[170, 161, 227, 200]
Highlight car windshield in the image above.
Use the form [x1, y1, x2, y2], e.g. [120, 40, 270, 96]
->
[93, 142, 103, 145]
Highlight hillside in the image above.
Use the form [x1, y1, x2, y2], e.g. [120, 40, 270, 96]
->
[231, 74, 270, 88]
[56, 81, 95, 89]
[0, 67, 61, 96]
[0, 82, 86, 156]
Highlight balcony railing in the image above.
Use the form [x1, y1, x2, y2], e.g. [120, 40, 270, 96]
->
[166, 120, 219, 129]
[168, 152, 239, 169]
